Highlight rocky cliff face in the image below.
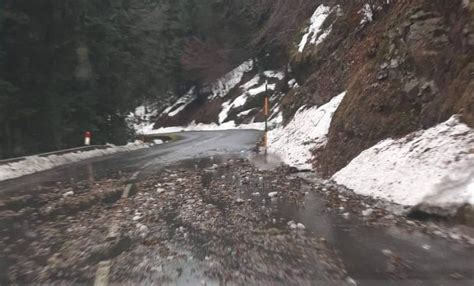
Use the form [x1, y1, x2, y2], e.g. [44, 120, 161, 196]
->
[316, 1, 474, 175]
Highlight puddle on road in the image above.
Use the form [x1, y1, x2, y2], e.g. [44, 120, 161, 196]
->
[271, 183, 474, 284]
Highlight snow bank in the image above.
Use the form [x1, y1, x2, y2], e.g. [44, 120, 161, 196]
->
[333, 115, 474, 207]
[268, 92, 346, 169]
[0, 142, 157, 181]
[298, 5, 332, 53]
[414, 160, 473, 217]
[209, 60, 253, 99]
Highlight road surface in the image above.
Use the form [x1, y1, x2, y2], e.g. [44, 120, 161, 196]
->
[0, 130, 261, 198]
[0, 130, 473, 285]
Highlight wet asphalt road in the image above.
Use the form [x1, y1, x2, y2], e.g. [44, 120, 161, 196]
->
[1, 130, 473, 285]
[0, 130, 261, 198]
[273, 182, 474, 285]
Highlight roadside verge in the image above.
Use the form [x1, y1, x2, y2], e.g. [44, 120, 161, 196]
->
[0, 136, 177, 182]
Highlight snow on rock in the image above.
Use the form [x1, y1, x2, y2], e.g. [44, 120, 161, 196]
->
[128, 104, 159, 135]
[218, 94, 249, 124]
[134, 106, 148, 118]
[237, 109, 255, 117]
[263, 70, 285, 80]
[218, 81, 275, 124]
[333, 115, 474, 209]
[0, 141, 157, 182]
[144, 64, 287, 135]
[298, 5, 332, 53]
[288, 79, 299, 88]
[360, 3, 373, 25]
[359, 0, 393, 26]
[147, 106, 285, 135]
[209, 60, 253, 99]
[219, 100, 234, 124]
[248, 82, 275, 96]
[267, 91, 346, 170]
[166, 87, 196, 117]
[240, 74, 260, 90]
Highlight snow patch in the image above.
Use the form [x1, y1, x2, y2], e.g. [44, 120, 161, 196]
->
[167, 87, 196, 117]
[237, 109, 255, 117]
[0, 141, 158, 182]
[218, 82, 275, 124]
[298, 5, 332, 53]
[288, 79, 299, 88]
[240, 74, 260, 90]
[219, 100, 234, 124]
[333, 115, 474, 207]
[128, 104, 160, 135]
[360, 3, 373, 25]
[248, 82, 275, 96]
[209, 60, 253, 99]
[268, 91, 346, 169]
[263, 71, 285, 80]
[269, 112, 283, 127]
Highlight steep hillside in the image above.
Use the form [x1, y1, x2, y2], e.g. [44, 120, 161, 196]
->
[151, 0, 473, 169]
[144, 0, 473, 217]
[150, 60, 287, 132]
[311, 0, 474, 177]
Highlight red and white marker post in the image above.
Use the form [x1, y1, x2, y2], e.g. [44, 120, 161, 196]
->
[84, 131, 92, 146]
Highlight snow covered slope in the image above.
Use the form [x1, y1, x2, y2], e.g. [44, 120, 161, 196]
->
[333, 115, 474, 209]
[148, 58, 288, 135]
[209, 60, 254, 99]
[298, 5, 333, 53]
[268, 92, 346, 170]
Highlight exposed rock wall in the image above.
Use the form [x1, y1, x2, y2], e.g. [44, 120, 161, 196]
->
[307, 0, 474, 177]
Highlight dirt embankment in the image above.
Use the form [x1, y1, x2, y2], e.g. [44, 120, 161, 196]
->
[285, 0, 474, 177]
